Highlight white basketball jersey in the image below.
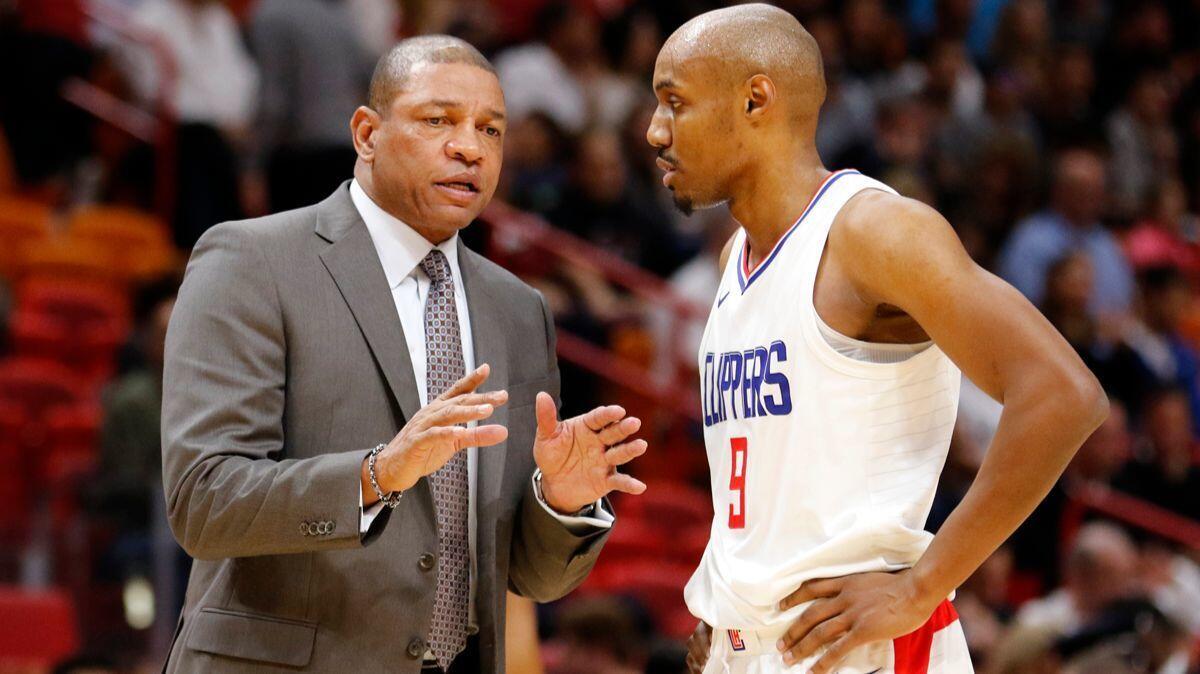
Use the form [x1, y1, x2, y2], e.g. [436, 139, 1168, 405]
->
[686, 169, 962, 630]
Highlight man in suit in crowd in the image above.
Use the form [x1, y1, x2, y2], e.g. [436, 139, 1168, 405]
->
[161, 35, 649, 673]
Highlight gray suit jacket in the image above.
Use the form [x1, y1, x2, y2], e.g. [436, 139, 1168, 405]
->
[160, 183, 610, 672]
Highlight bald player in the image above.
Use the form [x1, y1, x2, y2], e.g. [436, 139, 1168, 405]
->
[645, 6, 1107, 674]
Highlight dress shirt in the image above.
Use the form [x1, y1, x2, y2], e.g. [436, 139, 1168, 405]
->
[348, 180, 613, 638]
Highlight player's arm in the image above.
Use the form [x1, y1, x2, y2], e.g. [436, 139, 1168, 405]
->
[775, 191, 1108, 672]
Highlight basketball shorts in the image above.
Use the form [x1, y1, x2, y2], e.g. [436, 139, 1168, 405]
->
[702, 600, 974, 674]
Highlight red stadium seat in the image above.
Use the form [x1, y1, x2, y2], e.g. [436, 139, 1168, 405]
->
[0, 195, 53, 280]
[0, 586, 80, 668]
[10, 311, 126, 388]
[67, 205, 180, 282]
[0, 358, 86, 419]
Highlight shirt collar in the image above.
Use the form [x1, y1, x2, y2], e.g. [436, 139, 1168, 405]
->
[349, 178, 461, 289]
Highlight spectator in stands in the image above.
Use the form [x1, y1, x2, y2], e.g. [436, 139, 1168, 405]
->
[89, 277, 177, 580]
[499, 111, 570, 216]
[549, 128, 682, 277]
[1013, 521, 1139, 636]
[247, 0, 374, 213]
[115, 0, 258, 249]
[1107, 68, 1178, 219]
[1123, 178, 1200, 282]
[550, 596, 644, 674]
[998, 147, 1134, 318]
[494, 1, 592, 135]
[1033, 43, 1101, 151]
[1122, 266, 1200, 430]
[1113, 387, 1200, 518]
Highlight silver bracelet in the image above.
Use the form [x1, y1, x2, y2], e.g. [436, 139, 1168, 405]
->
[368, 443, 403, 509]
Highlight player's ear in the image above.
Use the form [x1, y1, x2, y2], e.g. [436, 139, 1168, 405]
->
[744, 74, 776, 121]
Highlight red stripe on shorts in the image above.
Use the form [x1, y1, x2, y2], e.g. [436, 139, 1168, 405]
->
[892, 599, 958, 674]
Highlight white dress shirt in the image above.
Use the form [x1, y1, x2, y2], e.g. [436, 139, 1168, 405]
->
[348, 180, 612, 639]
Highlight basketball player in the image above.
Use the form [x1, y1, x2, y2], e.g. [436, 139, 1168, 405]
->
[645, 6, 1108, 674]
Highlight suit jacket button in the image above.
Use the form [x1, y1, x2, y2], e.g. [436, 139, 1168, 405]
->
[418, 553, 435, 571]
[326, 521, 336, 534]
[406, 637, 424, 659]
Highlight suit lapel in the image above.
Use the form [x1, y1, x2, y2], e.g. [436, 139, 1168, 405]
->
[457, 240, 510, 514]
[316, 184, 422, 425]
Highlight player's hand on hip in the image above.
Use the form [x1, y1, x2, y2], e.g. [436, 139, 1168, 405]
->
[685, 620, 712, 673]
[533, 392, 648, 514]
[776, 569, 939, 674]
[374, 364, 509, 492]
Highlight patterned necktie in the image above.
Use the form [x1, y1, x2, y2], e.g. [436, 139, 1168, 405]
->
[420, 249, 470, 670]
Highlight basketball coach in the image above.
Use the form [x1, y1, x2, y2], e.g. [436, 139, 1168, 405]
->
[160, 36, 648, 673]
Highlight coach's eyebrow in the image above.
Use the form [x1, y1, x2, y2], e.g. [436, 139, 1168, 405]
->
[654, 78, 677, 91]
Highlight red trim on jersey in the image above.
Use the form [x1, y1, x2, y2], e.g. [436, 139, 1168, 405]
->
[892, 599, 959, 674]
[740, 169, 848, 279]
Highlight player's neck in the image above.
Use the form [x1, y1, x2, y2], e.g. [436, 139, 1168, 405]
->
[730, 158, 830, 268]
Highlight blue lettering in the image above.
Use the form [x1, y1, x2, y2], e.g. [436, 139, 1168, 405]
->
[762, 340, 792, 415]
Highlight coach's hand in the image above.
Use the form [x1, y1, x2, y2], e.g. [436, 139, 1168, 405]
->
[776, 570, 938, 673]
[686, 620, 712, 673]
[365, 364, 508, 500]
[534, 393, 647, 514]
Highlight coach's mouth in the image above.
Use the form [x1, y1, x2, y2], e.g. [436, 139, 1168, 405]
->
[433, 173, 481, 205]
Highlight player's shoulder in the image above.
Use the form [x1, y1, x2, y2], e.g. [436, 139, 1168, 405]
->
[830, 188, 955, 260]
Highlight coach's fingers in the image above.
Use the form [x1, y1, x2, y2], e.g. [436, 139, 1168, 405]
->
[443, 390, 509, 409]
[455, 424, 508, 449]
[779, 577, 845, 611]
[605, 472, 647, 495]
[597, 415, 641, 446]
[777, 598, 842, 652]
[604, 439, 648, 466]
[423, 403, 498, 430]
[436, 364, 490, 402]
[788, 615, 851, 665]
[535, 392, 560, 440]
[581, 404, 626, 433]
[809, 633, 860, 674]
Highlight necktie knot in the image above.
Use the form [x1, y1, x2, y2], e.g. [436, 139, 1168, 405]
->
[421, 249, 453, 285]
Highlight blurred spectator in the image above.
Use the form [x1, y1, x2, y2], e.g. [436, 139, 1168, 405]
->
[549, 128, 683, 276]
[1013, 521, 1138, 635]
[1122, 267, 1200, 429]
[1056, 598, 1190, 674]
[345, 0, 400, 58]
[500, 111, 570, 215]
[494, 1, 592, 135]
[114, 0, 258, 248]
[997, 147, 1134, 317]
[1123, 178, 1200, 282]
[1033, 43, 1101, 151]
[247, 0, 373, 213]
[88, 277, 176, 582]
[549, 596, 644, 674]
[1112, 387, 1200, 518]
[955, 546, 1015, 662]
[1107, 68, 1178, 218]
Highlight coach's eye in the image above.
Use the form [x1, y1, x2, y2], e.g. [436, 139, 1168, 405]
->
[427, 117, 447, 126]
[484, 126, 501, 137]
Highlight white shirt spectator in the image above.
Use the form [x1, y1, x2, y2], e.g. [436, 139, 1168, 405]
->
[494, 43, 587, 134]
[118, 0, 258, 131]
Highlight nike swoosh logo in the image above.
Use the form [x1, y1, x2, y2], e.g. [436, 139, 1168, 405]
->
[717, 291, 731, 307]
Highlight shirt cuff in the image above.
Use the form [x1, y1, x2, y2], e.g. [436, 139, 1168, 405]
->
[360, 486, 385, 534]
[532, 468, 614, 533]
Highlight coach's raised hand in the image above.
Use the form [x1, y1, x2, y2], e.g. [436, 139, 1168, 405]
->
[362, 364, 509, 503]
[533, 393, 648, 514]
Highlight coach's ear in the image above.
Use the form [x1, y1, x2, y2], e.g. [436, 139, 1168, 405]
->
[351, 106, 382, 163]
[744, 74, 776, 122]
